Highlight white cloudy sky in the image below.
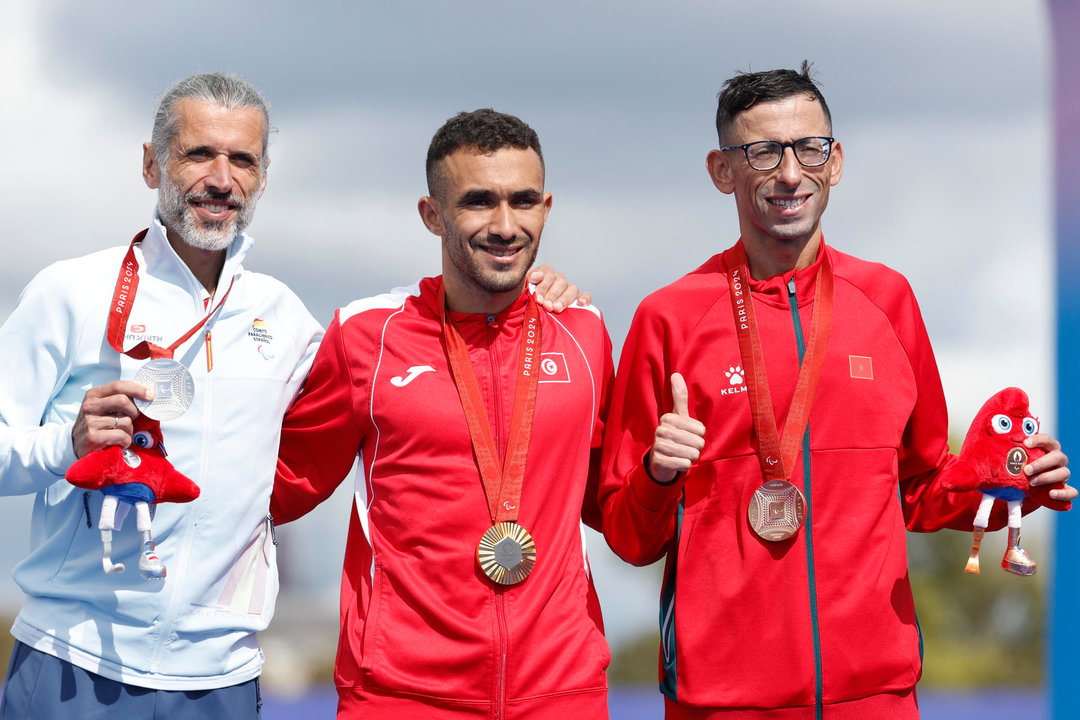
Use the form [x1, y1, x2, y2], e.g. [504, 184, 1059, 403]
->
[0, 0, 1058, 652]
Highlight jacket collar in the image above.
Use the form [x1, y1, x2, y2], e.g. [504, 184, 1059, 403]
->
[141, 214, 254, 300]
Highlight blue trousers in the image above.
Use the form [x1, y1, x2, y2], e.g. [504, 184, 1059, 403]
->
[0, 641, 261, 719]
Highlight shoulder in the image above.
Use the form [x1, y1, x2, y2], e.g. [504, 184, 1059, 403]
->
[18, 246, 128, 310]
[338, 280, 423, 325]
[829, 247, 919, 310]
[632, 253, 729, 332]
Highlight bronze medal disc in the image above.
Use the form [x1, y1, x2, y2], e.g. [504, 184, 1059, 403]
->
[1006, 447, 1028, 476]
[748, 479, 806, 542]
[477, 521, 536, 585]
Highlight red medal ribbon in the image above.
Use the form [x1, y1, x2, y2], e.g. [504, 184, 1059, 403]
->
[439, 280, 540, 524]
[106, 230, 234, 361]
[725, 240, 834, 481]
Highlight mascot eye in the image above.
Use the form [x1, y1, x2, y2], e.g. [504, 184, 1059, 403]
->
[991, 414, 1013, 434]
[1022, 417, 1039, 436]
[132, 430, 153, 448]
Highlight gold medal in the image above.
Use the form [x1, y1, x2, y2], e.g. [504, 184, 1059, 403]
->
[748, 479, 806, 542]
[477, 521, 536, 585]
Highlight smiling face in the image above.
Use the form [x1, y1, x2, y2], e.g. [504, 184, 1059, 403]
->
[143, 98, 267, 252]
[419, 146, 551, 314]
[707, 94, 843, 276]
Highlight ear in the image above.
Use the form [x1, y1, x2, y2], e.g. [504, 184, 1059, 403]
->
[142, 142, 161, 189]
[827, 140, 844, 187]
[418, 196, 444, 236]
[542, 192, 552, 222]
[258, 157, 270, 197]
[706, 149, 735, 195]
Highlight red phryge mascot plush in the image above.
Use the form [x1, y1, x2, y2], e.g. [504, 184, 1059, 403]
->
[66, 415, 200, 579]
[942, 387, 1071, 576]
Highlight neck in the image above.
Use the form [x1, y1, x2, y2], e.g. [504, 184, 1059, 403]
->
[743, 231, 822, 280]
[442, 274, 524, 315]
[165, 227, 227, 296]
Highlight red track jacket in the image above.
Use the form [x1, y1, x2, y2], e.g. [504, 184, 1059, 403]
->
[599, 242, 1022, 719]
[273, 277, 614, 719]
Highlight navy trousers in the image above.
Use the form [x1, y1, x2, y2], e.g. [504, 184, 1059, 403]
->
[0, 641, 261, 719]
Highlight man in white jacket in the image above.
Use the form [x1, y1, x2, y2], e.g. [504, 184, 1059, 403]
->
[0, 71, 323, 719]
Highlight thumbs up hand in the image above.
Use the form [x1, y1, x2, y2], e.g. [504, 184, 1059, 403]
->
[648, 372, 706, 484]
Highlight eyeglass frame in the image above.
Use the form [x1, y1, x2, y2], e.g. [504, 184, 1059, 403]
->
[719, 136, 836, 171]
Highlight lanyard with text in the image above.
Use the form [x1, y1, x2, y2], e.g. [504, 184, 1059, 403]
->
[106, 230, 234, 361]
[104, 230, 233, 421]
[725, 240, 834, 541]
[439, 280, 540, 584]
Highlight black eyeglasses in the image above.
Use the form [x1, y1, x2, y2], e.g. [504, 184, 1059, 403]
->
[720, 136, 835, 171]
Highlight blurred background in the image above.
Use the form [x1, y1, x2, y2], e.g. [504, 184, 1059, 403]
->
[0, 0, 1066, 717]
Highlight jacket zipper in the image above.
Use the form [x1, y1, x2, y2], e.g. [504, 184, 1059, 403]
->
[150, 297, 216, 672]
[487, 313, 508, 720]
[788, 277, 824, 720]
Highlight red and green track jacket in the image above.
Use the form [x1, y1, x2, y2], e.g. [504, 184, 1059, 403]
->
[599, 241, 1021, 719]
[273, 277, 614, 719]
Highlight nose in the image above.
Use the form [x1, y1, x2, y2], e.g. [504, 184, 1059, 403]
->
[489, 202, 519, 240]
[775, 146, 802, 187]
[205, 154, 235, 193]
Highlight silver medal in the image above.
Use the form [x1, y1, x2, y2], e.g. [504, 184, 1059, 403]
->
[133, 358, 195, 421]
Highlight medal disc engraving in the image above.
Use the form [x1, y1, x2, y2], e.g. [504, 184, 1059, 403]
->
[133, 358, 195, 421]
[748, 479, 806, 542]
[1006, 447, 1028, 476]
[477, 521, 536, 585]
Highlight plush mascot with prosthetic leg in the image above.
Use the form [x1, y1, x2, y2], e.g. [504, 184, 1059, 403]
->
[942, 387, 1071, 576]
[66, 415, 200, 579]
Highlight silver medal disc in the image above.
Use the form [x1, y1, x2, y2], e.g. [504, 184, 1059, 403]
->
[133, 358, 195, 421]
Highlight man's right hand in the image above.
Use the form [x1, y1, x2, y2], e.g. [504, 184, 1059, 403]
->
[72, 381, 155, 458]
[648, 372, 706, 484]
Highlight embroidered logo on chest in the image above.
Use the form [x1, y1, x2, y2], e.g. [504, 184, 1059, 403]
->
[248, 319, 275, 360]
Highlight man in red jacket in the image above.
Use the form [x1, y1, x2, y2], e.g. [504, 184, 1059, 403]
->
[273, 109, 614, 719]
[599, 62, 1074, 719]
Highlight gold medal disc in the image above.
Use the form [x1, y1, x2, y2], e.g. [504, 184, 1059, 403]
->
[477, 521, 536, 585]
[748, 479, 806, 542]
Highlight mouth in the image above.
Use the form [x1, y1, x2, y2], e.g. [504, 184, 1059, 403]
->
[189, 195, 241, 222]
[476, 242, 527, 265]
[767, 196, 808, 211]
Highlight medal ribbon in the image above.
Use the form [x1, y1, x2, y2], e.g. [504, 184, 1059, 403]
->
[439, 280, 541, 524]
[725, 240, 835, 481]
[106, 230, 235, 360]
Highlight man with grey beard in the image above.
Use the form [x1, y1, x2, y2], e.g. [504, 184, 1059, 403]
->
[0, 71, 320, 719]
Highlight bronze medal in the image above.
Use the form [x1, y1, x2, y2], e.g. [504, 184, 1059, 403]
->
[477, 521, 536, 585]
[1006, 447, 1028, 476]
[748, 479, 806, 541]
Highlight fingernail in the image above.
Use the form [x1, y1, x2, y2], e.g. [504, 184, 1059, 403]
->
[534, 294, 545, 304]
[146, 388, 157, 400]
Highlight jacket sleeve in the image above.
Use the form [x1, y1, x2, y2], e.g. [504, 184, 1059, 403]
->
[598, 299, 685, 566]
[580, 316, 615, 534]
[272, 310, 365, 524]
[0, 265, 81, 496]
[892, 287, 1015, 532]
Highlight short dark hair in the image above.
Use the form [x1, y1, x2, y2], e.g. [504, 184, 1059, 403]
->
[425, 109, 544, 197]
[714, 61, 832, 145]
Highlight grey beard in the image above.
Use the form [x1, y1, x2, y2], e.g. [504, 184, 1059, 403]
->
[156, 173, 258, 252]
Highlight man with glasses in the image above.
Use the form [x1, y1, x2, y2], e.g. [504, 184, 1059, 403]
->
[599, 62, 1072, 719]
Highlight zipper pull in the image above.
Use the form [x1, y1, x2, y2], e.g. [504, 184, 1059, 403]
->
[205, 329, 213, 372]
[267, 514, 278, 546]
[787, 277, 797, 298]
